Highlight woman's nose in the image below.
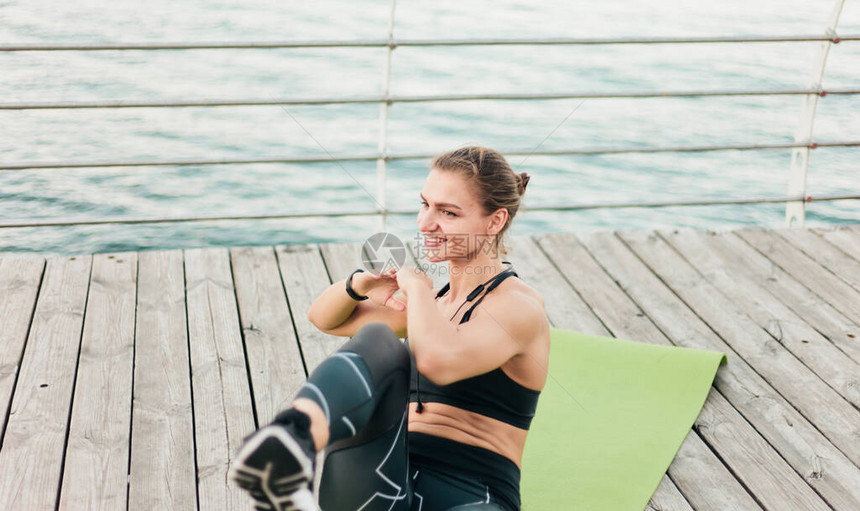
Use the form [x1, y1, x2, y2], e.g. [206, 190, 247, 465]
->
[417, 208, 436, 232]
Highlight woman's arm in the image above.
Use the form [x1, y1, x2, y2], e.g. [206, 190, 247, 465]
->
[397, 266, 546, 386]
[306, 270, 408, 338]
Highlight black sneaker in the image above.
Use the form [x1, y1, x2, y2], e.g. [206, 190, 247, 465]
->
[230, 409, 317, 511]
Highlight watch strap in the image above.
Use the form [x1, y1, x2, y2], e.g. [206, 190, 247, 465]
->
[346, 269, 369, 301]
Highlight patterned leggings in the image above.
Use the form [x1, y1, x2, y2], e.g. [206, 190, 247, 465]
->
[292, 322, 510, 511]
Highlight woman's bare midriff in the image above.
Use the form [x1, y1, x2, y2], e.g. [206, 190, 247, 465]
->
[407, 401, 528, 468]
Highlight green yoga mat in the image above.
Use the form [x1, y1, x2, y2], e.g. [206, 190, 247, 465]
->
[521, 327, 727, 510]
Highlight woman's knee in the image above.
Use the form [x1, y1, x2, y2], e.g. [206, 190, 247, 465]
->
[323, 323, 411, 450]
[353, 321, 401, 347]
[342, 322, 410, 379]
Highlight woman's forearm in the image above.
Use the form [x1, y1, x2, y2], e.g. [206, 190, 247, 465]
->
[405, 285, 457, 374]
[306, 278, 362, 331]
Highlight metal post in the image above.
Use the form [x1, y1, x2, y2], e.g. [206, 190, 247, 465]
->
[376, 0, 397, 232]
[786, 0, 846, 227]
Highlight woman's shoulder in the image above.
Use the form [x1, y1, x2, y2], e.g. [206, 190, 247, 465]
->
[481, 277, 547, 335]
[494, 278, 550, 387]
[505, 279, 549, 340]
[503, 276, 545, 309]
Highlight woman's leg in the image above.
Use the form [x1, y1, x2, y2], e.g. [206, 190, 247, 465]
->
[231, 322, 412, 511]
[316, 323, 412, 511]
[409, 465, 508, 511]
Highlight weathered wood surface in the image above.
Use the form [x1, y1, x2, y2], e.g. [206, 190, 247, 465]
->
[129, 250, 196, 510]
[619, 230, 860, 472]
[684, 229, 860, 365]
[579, 231, 860, 509]
[185, 248, 255, 510]
[0, 255, 44, 443]
[660, 229, 860, 408]
[0, 255, 91, 510]
[282, 243, 345, 372]
[0, 224, 858, 510]
[535, 233, 780, 510]
[60, 253, 137, 510]
[813, 225, 860, 260]
[231, 246, 306, 424]
[775, 227, 860, 292]
[737, 228, 860, 325]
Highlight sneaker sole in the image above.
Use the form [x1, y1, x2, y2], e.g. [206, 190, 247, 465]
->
[229, 425, 315, 511]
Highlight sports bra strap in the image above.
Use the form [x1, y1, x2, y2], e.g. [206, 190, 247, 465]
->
[459, 270, 518, 324]
[434, 262, 516, 304]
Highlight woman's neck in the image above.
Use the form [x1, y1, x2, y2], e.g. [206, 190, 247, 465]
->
[444, 252, 507, 304]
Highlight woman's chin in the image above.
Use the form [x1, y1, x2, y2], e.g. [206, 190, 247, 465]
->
[421, 244, 470, 263]
[422, 252, 446, 263]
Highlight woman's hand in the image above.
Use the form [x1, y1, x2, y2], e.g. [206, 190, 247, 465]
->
[395, 265, 433, 297]
[352, 268, 407, 311]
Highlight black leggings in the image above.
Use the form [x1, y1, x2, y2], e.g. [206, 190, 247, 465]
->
[290, 322, 508, 511]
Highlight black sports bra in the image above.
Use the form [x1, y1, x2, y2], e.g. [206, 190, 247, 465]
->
[406, 265, 541, 430]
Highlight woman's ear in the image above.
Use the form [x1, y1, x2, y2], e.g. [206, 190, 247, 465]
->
[487, 208, 508, 235]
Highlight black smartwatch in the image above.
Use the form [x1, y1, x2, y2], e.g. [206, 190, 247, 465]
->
[346, 269, 369, 301]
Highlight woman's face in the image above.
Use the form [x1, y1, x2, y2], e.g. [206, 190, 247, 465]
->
[417, 168, 504, 262]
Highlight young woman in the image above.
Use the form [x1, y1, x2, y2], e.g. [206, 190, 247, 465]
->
[230, 146, 550, 511]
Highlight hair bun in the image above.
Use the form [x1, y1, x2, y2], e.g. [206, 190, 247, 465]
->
[517, 172, 530, 196]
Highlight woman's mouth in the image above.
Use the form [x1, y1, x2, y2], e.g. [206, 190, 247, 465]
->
[423, 234, 447, 246]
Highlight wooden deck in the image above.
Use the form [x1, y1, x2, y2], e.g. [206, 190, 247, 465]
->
[0, 224, 859, 510]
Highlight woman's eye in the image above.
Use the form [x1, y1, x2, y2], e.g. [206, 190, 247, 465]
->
[419, 201, 455, 217]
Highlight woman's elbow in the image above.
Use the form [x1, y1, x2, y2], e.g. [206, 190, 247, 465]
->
[306, 307, 319, 328]
[306, 306, 329, 331]
[415, 353, 455, 386]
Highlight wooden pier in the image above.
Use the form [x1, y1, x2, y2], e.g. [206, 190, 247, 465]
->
[0, 224, 858, 510]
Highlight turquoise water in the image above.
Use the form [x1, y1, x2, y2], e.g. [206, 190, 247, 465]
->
[1, 0, 859, 255]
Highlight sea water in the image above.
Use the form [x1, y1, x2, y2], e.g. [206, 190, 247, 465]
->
[1, 0, 858, 254]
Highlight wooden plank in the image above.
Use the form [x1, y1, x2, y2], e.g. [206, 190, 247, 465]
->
[0, 255, 91, 510]
[537, 233, 780, 510]
[504, 237, 696, 509]
[578, 231, 860, 509]
[667, 403, 769, 511]
[278, 244, 344, 373]
[813, 225, 860, 261]
[506, 236, 608, 335]
[0, 255, 45, 443]
[619, 230, 860, 469]
[319, 242, 364, 283]
[660, 229, 860, 409]
[128, 250, 196, 510]
[645, 474, 694, 511]
[775, 227, 860, 293]
[231, 246, 306, 424]
[59, 253, 137, 510]
[185, 248, 255, 510]
[735, 227, 860, 325]
[694, 229, 860, 366]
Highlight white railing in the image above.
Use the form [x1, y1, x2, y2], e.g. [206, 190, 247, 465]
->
[0, 0, 857, 231]
[786, 0, 848, 227]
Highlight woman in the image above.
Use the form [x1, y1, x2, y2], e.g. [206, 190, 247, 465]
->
[230, 146, 550, 511]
